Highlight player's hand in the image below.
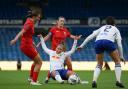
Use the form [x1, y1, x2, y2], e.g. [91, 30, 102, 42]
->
[77, 46, 82, 51]
[37, 34, 43, 38]
[10, 39, 16, 45]
[120, 57, 126, 65]
[36, 42, 41, 48]
[74, 35, 82, 40]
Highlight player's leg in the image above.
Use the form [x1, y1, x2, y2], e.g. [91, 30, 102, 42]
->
[28, 63, 35, 82]
[51, 70, 64, 83]
[66, 70, 75, 77]
[20, 46, 42, 85]
[92, 53, 104, 88]
[31, 54, 42, 85]
[92, 40, 104, 88]
[109, 50, 124, 88]
[65, 56, 72, 71]
[44, 70, 51, 83]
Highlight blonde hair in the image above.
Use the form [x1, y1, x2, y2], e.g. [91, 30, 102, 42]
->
[57, 43, 66, 51]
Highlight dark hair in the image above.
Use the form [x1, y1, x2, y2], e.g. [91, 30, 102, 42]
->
[26, 10, 40, 18]
[106, 16, 115, 26]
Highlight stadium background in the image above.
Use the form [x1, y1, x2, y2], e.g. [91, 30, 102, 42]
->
[0, 0, 128, 70]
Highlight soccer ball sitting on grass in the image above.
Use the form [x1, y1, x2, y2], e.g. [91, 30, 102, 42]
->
[68, 74, 80, 85]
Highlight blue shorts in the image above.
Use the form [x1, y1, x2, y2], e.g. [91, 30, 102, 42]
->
[95, 40, 116, 54]
[51, 69, 68, 80]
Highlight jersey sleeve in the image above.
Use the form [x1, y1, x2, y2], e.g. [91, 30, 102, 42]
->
[64, 39, 77, 57]
[65, 28, 71, 37]
[23, 23, 32, 31]
[40, 36, 53, 55]
[49, 27, 54, 35]
[80, 29, 100, 48]
[115, 29, 122, 40]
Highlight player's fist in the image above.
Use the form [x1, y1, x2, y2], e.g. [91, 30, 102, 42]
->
[10, 39, 16, 45]
[120, 57, 126, 65]
[77, 46, 82, 51]
[37, 34, 43, 38]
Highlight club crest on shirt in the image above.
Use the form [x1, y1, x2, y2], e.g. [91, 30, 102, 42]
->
[64, 32, 66, 36]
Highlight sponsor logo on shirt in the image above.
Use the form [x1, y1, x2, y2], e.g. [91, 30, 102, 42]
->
[52, 56, 60, 60]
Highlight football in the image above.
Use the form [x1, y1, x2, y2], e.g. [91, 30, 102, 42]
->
[68, 74, 80, 85]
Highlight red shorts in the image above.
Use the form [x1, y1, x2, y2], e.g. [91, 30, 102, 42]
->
[20, 45, 38, 60]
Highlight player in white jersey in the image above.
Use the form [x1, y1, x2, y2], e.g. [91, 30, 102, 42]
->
[39, 35, 80, 84]
[77, 16, 125, 88]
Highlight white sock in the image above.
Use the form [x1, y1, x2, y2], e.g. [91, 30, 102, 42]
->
[115, 64, 121, 83]
[55, 75, 63, 83]
[93, 65, 101, 82]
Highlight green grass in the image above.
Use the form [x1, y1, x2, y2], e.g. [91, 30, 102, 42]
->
[0, 70, 127, 89]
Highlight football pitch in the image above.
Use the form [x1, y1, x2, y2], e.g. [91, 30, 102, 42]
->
[0, 71, 127, 89]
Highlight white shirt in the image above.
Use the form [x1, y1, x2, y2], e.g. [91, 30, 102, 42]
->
[95, 25, 122, 42]
[40, 37, 77, 72]
[80, 25, 124, 59]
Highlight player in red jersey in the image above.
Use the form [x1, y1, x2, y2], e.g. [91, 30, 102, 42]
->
[10, 10, 42, 85]
[37, 16, 81, 83]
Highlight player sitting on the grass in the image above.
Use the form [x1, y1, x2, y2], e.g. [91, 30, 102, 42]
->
[39, 35, 80, 84]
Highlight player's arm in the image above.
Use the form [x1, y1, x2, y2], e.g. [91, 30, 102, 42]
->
[39, 35, 52, 54]
[70, 34, 82, 40]
[65, 37, 78, 56]
[115, 30, 125, 63]
[36, 32, 52, 48]
[78, 29, 99, 49]
[10, 29, 25, 45]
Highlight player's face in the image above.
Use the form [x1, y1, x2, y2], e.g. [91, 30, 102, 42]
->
[34, 14, 41, 22]
[36, 14, 41, 21]
[57, 18, 65, 27]
[56, 45, 63, 54]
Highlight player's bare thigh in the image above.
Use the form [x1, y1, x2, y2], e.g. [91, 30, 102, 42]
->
[96, 53, 104, 66]
[109, 49, 120, 64]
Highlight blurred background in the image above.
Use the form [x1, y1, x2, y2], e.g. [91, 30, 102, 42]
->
[0, 0, 128, 70]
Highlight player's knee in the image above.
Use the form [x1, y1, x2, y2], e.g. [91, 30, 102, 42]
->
[115, 60, 120, 65]
[38, 60, 42, 65]
[96, 64, 102, 69]
[97, 62, 103, 67]
[67, 70, 74, 76]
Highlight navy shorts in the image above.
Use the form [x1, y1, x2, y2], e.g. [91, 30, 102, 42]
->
[51, 69, 68, 80]
[95, 40, 116, 54]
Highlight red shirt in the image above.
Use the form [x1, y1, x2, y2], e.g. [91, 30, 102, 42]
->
[20, 18, 34, 46]
[50, 26, 71, 50]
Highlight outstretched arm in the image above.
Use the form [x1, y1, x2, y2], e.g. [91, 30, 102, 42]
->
[36, 32, 52, 48]
[65, 39, 78, 57]
[70, 34, 82, 40]
[39, 35, 53, 54]
[10, 29, 25, 45]
[79, 30, 99, 48]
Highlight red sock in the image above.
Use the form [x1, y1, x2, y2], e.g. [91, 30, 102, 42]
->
[47, 71, 51, 79]
[30, 64, 35, 78]
[32, 71, 39, 82]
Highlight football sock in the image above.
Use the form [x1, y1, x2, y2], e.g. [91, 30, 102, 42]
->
[32, 71, 39, 82]
[30, 63, 35, 78]
[93, 65, 101, 82]
[55, 75, 63, 83]
[115, 64, 121, 83]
